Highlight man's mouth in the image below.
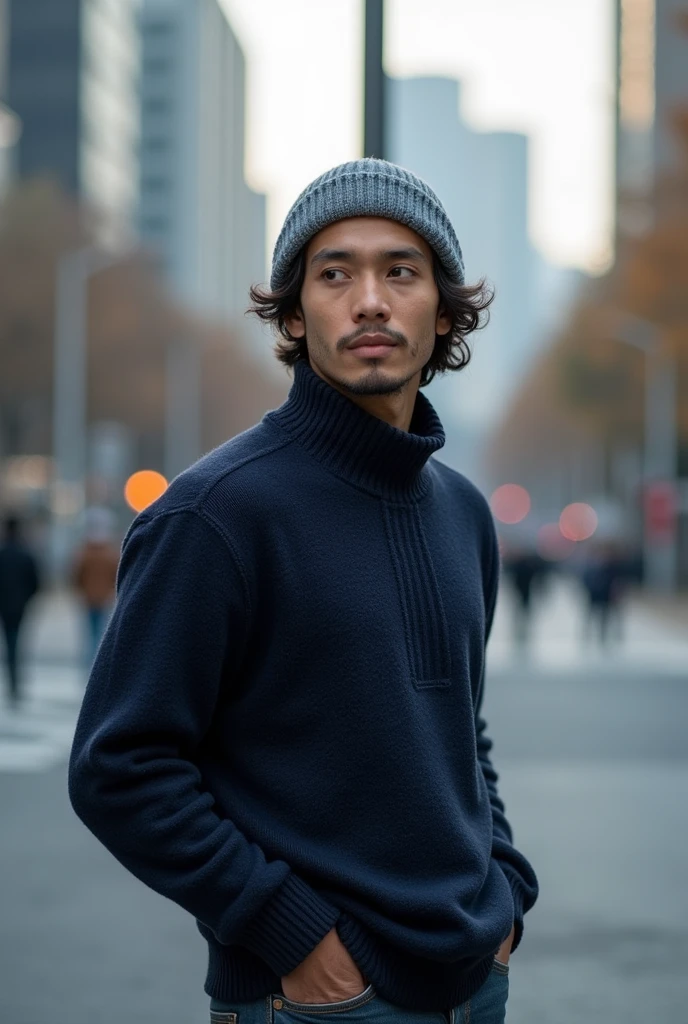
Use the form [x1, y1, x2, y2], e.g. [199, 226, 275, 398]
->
[347, 334, 399, 358]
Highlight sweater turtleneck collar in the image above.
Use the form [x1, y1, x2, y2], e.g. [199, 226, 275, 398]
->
[269, 360, 445, 501]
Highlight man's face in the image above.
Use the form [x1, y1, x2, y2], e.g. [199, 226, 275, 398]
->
[285, 217, 451, 397]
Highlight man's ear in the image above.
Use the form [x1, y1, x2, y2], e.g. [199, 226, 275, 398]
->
[285, 306, 306, 339]
[436, 305, 452, 337]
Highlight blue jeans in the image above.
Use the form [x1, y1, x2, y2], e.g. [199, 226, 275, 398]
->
[86, 606, 109, 665]
[209, 958, 509, 1024]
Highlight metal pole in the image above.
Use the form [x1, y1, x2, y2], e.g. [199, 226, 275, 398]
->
[164, 338, 201, 482]
[51, 249, 89, 580]
[615, 315, 678, 591]
[364, 0, 385, 158]
[643, 345, 678, 590]
[51, 246, 133, 580]
[613, 0, 623, 247]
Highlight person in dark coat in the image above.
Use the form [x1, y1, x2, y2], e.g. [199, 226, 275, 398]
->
[581, 542, 627, 645]
[0, 515, 40, 708]
[502, 546, 545, 647]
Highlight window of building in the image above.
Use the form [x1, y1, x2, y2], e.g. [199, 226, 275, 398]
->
[144, 56, 170, 75]
[144, 136, 169, 153]
[145, 21, 173, 38]
[144, 97, 172, 115]
[142, 175, 169, 192]
[143, 215, 169, 234]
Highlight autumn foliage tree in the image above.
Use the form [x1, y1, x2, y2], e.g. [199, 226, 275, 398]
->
[490, 21, 688, 493]
[0, 179, 286, 480]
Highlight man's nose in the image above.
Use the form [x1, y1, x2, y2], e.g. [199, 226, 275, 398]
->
[351, 276, 391, 322]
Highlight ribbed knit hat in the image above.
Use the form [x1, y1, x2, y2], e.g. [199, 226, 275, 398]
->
[270, 158, 464, 290]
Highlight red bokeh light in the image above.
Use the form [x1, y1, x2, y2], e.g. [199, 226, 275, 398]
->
[490, 484, 531, 524]
[559, 502, 598, 542]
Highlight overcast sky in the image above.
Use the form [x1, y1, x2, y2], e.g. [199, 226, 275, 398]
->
[222, 0, 615, 273]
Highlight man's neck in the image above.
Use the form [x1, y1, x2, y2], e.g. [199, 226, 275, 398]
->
[310, 364, 421, 432]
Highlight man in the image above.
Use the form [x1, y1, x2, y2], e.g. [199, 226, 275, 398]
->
[69, 159, 538, 1024]
[0, 514, 40, 709]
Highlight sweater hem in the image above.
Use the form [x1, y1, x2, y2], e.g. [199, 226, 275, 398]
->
[203, 914, 495, 1013]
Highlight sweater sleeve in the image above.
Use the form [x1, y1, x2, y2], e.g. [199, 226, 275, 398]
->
[475, 514, 539, 952]
[68, 508, 340, 977]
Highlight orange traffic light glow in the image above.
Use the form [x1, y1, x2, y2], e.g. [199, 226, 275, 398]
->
[124, 470, 168, 513]
[490, 484, 531, 524]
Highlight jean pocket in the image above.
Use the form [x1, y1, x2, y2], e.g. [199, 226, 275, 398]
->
[210, 1012, 238, 1024]
[491, 957, 509, 977]
[273, 984, 377, 1016]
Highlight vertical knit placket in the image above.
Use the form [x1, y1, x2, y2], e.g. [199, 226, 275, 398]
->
[383, 503, 451, 689]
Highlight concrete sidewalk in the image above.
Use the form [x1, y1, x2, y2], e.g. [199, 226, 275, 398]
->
[0, 591, 87, 772]
[22, 587, 85, 664]
[490, 574, 688, 674]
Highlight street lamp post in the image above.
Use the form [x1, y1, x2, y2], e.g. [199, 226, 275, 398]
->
[615, 316, 678, 591]
[164, 337, 202, 483]
[51, 245, 126, 580]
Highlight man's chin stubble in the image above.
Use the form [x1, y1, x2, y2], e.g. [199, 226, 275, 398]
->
[334, 367, 416, 397]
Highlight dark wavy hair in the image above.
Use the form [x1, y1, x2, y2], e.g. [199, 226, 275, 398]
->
[248, 249, 494, 386]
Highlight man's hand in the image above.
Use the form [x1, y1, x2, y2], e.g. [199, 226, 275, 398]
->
[281, 928, 366, 1004]
[495, 924, 516, 965]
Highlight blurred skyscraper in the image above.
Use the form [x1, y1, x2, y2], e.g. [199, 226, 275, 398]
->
[6, 0, 140, 243]
[615, 0, 688, 236]
[138, 0, 266, 325]
[653, 0, 688, 173]
[387, 77, 571, 444]
[0, 0, 21, 197]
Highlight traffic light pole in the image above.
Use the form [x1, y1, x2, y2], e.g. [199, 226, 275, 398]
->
[616, 316, 678, 591]
[364, 0, 385, 159]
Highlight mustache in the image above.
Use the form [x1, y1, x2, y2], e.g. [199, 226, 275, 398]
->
[336, 325, 409, 352]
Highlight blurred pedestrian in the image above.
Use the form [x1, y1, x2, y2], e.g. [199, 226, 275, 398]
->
[502, 546, 545, 647]
[69, 159, 537, 1024]
[581, 541, 627, 645]
[71, 507, 120, 664]
[0, 514, 40, 709]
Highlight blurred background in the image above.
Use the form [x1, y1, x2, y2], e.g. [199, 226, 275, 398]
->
[0, 1, 686, 1022]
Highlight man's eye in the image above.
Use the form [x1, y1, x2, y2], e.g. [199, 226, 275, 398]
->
[323, 269, 346, 281]
[389, 266, 415, 278]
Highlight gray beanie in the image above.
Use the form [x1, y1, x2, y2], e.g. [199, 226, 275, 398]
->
[270, 158, 464, 290]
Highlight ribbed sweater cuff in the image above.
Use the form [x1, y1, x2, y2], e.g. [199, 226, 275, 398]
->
[500, 865, 529, 953]
[241, 874, 341, 977]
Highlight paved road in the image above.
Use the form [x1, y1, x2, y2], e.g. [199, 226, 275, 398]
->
[1, 585, 687, 1023]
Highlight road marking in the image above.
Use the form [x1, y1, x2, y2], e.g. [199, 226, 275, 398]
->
[0, 664, 84, 774]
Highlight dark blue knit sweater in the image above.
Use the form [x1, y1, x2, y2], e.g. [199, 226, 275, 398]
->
[68, 362, 537, 1012]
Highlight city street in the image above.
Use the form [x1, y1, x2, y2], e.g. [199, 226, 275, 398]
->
[1, 579, 687, 1024]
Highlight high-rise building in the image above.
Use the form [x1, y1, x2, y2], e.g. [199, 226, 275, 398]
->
[654, 0, 688, 173]
[138, 0, 266, 324]
[615, 0, 688, 236]
[7, 0, 140, 241]
[387, 77, 541, 434]
[0, 0, 22, 196]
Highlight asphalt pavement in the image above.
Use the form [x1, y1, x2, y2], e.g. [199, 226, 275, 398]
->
[1, 580, 687, 1024]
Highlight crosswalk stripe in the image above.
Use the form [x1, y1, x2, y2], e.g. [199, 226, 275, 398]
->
[0, 662, 84, 774]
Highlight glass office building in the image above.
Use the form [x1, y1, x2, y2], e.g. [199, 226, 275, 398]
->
[139, 0, 266, 323]
[7, 0, 140, 239]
